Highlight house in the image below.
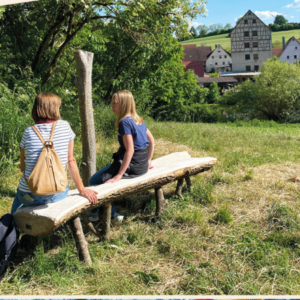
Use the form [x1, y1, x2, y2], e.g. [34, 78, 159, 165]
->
[206, 44, 232, 72]
[230, 10, 272, 72]
[182, 61, 204, 77]
[279, 37, 300, 63]
[182, 44, 197, 48]
[273, 48, 283, 58]
[197, 76, 238, 93]
[182, 45, 212, 73]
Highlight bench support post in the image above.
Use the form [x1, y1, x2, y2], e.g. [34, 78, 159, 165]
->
[155, 187, 165, 216]
[101, 203, 111, 241]
[71, 216, 92, 266]
[185, 176, 192, 191]
[175, 179, 184, 200]
[80, 213, 101, 239]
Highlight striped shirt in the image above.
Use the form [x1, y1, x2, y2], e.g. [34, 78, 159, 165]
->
[18, 120, 76, 192]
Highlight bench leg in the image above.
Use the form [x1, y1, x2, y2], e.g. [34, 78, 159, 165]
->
[80, 213, 101, 239]
[101, 203, 111, 241]
[185, 176, 192, 192]
[71, 216, 92, 266]
[155, 187, 165, 216]
[175, 179, 184, 200]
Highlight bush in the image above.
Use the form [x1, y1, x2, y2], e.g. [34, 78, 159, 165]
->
[191, 104, 220, 123]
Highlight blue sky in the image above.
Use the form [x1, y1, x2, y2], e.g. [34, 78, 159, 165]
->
[191, 0, 300, 28]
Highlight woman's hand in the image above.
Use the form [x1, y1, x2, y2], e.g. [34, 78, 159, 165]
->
[79, 188, 98, 204]
[105, 174, 122, 183]
[148, 159, 154, 169]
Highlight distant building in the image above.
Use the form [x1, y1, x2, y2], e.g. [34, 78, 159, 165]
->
[206, 44, 232, 72]
[182, 44, 197, 48]
[279, 37, 300, 63]
[230, 10, 272, 72]
[273, 48, 283, 58]
[182, 61, 204, 77]
[182, 45, 212, 73]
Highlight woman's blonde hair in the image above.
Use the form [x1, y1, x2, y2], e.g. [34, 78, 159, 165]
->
[32, 93, 61, 122]
[112, 90, 143, 128]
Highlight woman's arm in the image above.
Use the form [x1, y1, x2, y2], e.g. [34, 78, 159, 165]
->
[146, 129, 154, 169]
[68, 140, 98, 204]
[105, 134, 134, 183]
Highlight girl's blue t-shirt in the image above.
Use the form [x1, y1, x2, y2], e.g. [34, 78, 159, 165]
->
[118, 116, 149, 150]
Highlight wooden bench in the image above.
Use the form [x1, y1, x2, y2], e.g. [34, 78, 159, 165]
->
[13, 152, 216, 265]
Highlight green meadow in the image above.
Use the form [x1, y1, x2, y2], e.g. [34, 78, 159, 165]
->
[1, 119, 300, 295]
[180, 29, 300, 52]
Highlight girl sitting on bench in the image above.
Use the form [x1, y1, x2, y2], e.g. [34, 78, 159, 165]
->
[88, 90, 155, 224]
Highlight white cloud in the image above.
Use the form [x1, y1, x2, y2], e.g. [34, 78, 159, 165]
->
[235, 15, 243, 22]
[286, 0, 300, 8]
[291, 15, 295, 18]
[188, 20, 203, 28]
[254, 11, 283, 20]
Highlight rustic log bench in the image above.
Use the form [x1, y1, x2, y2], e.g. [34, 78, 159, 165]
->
[13, 152, 216, 265]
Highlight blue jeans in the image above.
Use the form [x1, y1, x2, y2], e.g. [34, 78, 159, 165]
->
[11, 186, 69, 215]
[89, 165, 116, 217]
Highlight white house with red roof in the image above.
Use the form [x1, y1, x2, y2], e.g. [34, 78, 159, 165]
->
[206, 44, 232, 72]
[279, 37, 300, 63]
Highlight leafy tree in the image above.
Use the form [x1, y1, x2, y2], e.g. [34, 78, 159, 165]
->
[224, 23, 232, 31]
[274, 15, 288, 25]
[223, 59, 300, 121]
[210, 72, 219, 77]
[196, 24, 208, 37]
[206, 82, 220, 104]
[0, 0, 207, 85]
[189, 26, 197, 37]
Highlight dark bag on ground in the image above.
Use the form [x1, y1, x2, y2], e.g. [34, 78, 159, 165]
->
[0, 214, 20, 280]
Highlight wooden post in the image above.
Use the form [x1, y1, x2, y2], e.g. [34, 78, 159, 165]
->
[175, 179, 184, 200]
[80, 213, 101, 239]
[185, 177, 192, 192]
[101, 204, 111, 241]
[155, 187, 165, 216]
[70, 216, 92, 266]
[74, 50, 96, 186]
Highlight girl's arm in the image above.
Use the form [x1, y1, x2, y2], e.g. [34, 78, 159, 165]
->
[105, 134, 134, 183]
[20, 147, 25, 172]
[146, 129, 154, 169]
[67, 140, 98, 204]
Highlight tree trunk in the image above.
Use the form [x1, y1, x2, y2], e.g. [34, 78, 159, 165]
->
[155, 187, 165, 216]
[74, 50, 96, 186]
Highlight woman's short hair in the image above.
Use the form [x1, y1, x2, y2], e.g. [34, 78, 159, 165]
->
[32, 93, 61, 122]
[112, 90, 143, 127]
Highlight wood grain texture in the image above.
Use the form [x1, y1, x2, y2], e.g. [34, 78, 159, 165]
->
[14, 153, 217, 236]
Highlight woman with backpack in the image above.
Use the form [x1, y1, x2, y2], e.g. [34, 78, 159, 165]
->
[10, 93, 98, 215]
[87, 90, 155, 224]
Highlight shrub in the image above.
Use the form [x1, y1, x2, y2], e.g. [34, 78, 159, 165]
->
[214, 207, 233, 224]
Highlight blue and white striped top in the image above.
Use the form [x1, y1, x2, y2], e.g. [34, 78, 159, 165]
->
[18, 120, 76, 193]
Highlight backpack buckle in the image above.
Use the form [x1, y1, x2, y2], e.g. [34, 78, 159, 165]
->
[44, 141, 53, 147]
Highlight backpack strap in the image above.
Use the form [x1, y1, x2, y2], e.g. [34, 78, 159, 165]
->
[31, 125, 46, 144]
[49, 121, 57, 141]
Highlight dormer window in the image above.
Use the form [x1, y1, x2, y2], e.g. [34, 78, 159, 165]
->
[253, 19, 256, 24]
[244, 20, 248, 24]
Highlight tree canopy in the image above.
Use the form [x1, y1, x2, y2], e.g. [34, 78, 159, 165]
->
[274, 15, 288, 25]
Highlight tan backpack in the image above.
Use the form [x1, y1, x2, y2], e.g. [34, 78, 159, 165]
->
[23, 121, 68, 195]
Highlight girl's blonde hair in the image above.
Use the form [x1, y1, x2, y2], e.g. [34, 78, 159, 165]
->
[112, 90, 143, 128]
[32, 93, 61, 122]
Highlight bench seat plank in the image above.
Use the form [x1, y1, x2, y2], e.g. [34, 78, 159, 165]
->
[13, 152, 216, 236]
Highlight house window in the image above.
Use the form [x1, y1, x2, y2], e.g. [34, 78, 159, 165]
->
[215, 62, 218, 65]
[212, 56, 214, 59]
[245, 54, 250, 60]
[244, 31, 249, 37]
[210, 62, 212, 65]
[253, 54, 259, 59]
[246, 66, 251, 71]
[295, 55, 297, 59]
[253, 19, 256, 24]
[254, 65, 259, 71]
[253, 42, 258, 47]
[252, 31, 258, 36]
[219, 55, 222, 59]
[223, 62, 225, 65]
[244, 20, 248, 24]
[245, 43, 250, 48]
[296, 47, 298, 50]
[224, 55, 227, 58]
[287, 56, 290, 59]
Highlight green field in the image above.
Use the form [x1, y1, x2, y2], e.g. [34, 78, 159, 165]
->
[180, 29, 300, 52]
[2, 119, 300, 294]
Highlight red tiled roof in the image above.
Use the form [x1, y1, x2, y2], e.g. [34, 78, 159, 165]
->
[272, 48, 283, 57]
[182, 44, 197, 48]
[183, 46, 212, 62]
[182, 61, 204, 77]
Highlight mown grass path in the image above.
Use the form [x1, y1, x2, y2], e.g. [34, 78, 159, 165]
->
[1, 121, 300, 295]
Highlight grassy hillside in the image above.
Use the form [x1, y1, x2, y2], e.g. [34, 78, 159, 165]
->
[180, 29, 300, 52]
[2, 120, 300, 294]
